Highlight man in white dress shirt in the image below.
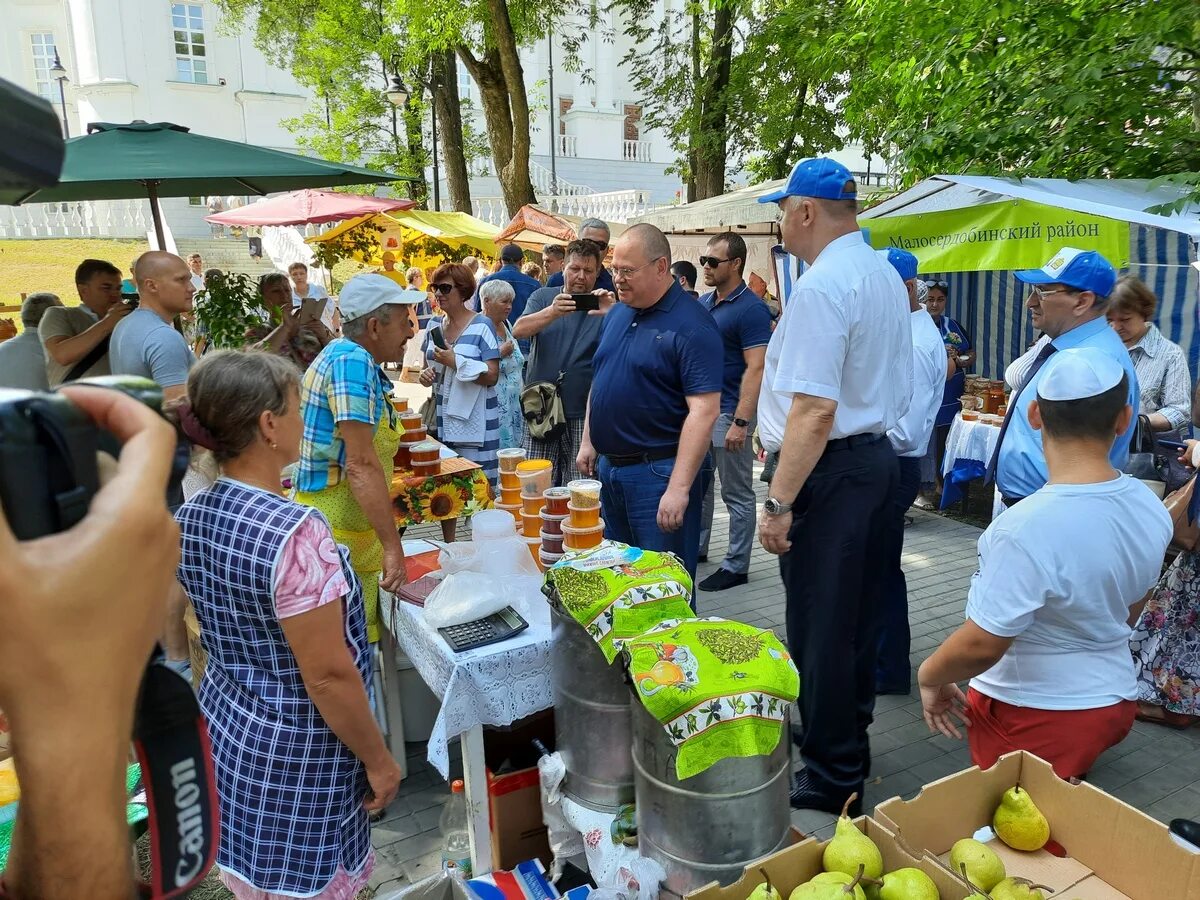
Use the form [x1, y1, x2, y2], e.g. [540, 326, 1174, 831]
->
[756, 158, 912, 815]
[877, 248, 950, 695]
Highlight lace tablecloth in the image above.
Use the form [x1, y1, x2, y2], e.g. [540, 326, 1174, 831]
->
[380, 590, 554, 777]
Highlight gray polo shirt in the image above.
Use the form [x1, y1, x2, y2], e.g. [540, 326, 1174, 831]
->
[517, 286, 606, 419]
[39, 305, 109, 387]
[109, 308, 195, 388]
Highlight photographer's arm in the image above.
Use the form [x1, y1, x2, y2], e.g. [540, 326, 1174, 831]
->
[41, 304, 130, 367]
[0, 387, 179, 899]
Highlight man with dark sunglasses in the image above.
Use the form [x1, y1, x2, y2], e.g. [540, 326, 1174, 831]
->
[547, 218, 616, 293]
[696, 232, 772, 592]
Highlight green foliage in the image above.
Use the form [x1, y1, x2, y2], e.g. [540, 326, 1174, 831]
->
[193, 271, 262, 350]
[310, 221, 386, 270]
[833, 0, 1200, 186]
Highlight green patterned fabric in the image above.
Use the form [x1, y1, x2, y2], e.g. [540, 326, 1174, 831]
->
[0, 764, 146, 869]
[626, 617, 800, 779]
[543, 541, 695, 663]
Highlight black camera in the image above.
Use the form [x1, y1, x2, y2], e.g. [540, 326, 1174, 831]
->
[122, 291, 140, 309]
[0, 375, 186, 540]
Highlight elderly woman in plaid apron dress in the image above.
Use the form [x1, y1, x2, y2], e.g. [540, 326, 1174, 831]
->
[175, 351, 402, 899]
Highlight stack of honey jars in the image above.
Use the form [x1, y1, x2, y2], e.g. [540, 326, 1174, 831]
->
[562, 479, 604, 552]
[539, 487, 570, 567]
[496, 449, 527, 518]
[516, 459, 553, 566]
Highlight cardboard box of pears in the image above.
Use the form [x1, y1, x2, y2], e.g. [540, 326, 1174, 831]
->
[686, 752, 1200, 900]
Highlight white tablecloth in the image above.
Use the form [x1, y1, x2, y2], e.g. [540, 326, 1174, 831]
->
[379, 591, 555, 777]
[942, 413, 1002, 476]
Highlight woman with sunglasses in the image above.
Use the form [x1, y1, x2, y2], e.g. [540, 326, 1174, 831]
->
[420, 263, 502, 501]
[920, 280, 974, 503]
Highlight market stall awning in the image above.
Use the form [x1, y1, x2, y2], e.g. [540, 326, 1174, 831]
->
[494, 204, 628, 250]
[7, 121, 410, 244]
[310, 209, 500, 259]
[205, 188, 415, 226]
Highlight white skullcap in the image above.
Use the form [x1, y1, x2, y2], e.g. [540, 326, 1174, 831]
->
[1037, 348, 1125, 401]
[914, 279, 929, 304]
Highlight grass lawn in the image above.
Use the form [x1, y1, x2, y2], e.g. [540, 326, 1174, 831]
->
[0, 239, 149, 320]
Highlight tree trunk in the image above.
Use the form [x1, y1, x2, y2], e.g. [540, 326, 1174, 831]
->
[456, 0, 537, 217]
[432, 48, 472, 213]
[692, 1, 736, 200]
[764, 83, 808, 179]
[686, 6, 703, 203]
[403, 87, 430, 206]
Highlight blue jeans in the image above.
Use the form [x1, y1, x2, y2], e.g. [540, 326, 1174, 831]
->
[598, 454, 712, 586]
[876, 455, 923, 691]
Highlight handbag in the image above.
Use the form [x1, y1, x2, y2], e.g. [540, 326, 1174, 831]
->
[1164, 475, 1200, 552]
[1126, 415, 1191, 494]
[521, 372, 567, 441]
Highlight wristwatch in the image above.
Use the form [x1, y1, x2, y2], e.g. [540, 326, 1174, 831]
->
[732, 417, 750, 428]
[763, 497, 793, 516]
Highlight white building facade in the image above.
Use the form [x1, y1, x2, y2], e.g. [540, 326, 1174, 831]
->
[0, 0, 886, 238]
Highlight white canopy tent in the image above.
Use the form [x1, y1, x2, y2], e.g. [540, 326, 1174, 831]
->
[861, 176, 1200, 380]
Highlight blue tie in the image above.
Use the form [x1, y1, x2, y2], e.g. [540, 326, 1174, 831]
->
[984, 342, 1058, 485]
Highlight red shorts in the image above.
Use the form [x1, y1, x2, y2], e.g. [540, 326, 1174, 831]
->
[966, 688, 1136, 780]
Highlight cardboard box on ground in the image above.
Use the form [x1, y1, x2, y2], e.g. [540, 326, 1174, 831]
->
[686, 817, 972, 900]
[874, 751, 1200, 899]
[483, 710, 556, 872]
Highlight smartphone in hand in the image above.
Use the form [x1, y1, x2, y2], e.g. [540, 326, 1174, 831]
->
[1157, 438, 1188, 451]
[430, 326, 448, 350]
[572, 293, 600, 312]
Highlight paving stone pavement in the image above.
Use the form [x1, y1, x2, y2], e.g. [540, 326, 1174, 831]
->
[368, 474, 1200, 893]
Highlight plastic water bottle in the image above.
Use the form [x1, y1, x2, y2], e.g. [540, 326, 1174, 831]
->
[440, 779, 472, 878]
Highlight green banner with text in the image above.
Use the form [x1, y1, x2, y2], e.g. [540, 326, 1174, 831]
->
[861, 199, 1129, 273]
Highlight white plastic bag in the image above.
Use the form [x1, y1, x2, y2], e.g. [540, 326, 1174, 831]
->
[422, 537, 541, 628]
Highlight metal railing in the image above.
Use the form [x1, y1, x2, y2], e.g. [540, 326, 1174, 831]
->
[0, 199, 150, 239]
[622, 139, 652, 162]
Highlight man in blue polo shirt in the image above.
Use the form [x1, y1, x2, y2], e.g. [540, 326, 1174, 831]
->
[477, 243, 542, 325]
[547, 218, 617, 294]
[987, 247, 1138, 506]
[577, 223, 722, 580]
[696, 231, 773, 591]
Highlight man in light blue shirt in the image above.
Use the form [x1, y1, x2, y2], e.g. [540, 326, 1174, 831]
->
[990, 247, 1138, 505]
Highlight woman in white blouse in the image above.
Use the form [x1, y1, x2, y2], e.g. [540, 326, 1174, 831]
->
[1106, 275, 1191, 432]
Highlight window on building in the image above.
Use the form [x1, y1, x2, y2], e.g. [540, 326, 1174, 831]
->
[558, 98, 573, 135]
[30, 33, 58, 103]
[623, 104, 642, 142]
[171, 3, 208, 84]
[456, 59, 473, 101]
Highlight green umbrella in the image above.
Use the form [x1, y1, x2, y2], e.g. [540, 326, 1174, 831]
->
[9, 121, 411, 246]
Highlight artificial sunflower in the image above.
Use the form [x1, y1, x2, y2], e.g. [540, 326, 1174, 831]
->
[422, 483, 465, 520]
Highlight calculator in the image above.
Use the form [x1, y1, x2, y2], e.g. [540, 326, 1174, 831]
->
[438, 607, 529, 653]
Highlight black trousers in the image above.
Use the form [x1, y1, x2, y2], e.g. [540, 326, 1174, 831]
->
[779, 436, 897, 796]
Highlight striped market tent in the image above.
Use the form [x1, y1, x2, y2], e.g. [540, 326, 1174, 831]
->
[861, 177, 1200, 382]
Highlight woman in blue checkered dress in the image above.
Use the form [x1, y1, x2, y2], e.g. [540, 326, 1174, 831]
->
[420, 262, 501, 491]
[174, 351, 402, 900]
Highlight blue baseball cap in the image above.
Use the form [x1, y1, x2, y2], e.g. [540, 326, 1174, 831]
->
[1014, 247, 1117, 298]
[759, 157, 857, 204]
[881, 247, 918, 283]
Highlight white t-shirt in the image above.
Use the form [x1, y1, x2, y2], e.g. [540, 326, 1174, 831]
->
[190, 273, 204, 292]
[888, 309, 946, 457]
[967, 475, 1171, 710]
[758, 232, 912, 450]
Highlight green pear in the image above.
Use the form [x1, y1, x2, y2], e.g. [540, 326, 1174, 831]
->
[749, 869, 783, 900]
[876, 868, 939, 900]
[989, 877, 1050, 900]
[822, 793, 884, 880]
[949, 838, 1005, 890]
[810, 871, 866, 900]
[992, 786, 1050, 851]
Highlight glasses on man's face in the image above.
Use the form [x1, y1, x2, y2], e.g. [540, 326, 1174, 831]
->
[581, 238, 608, 254]
[431, 282, 455, 295]
[1029, 285, 1075, 302]
[611, 256, 664, 281]
[699, 255, 730, 269]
